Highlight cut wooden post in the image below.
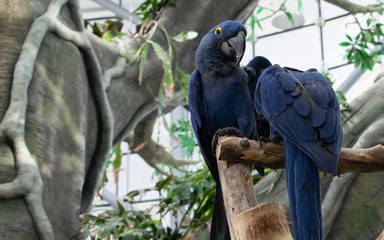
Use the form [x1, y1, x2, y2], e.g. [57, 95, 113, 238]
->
[216, 136, 293, 240]
[377, 229, 384, 240]
[232, 202, 292, 240]
[217, 159, 257, 239]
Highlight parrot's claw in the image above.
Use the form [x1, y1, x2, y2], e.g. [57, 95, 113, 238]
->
[259, 136, 271, 148]
[211, 127, 245, 158]
[270, 133, 284, 144]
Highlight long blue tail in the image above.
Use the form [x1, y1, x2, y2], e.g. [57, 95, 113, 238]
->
[285, 140, 323, 240]
[211, 184, 230, 240]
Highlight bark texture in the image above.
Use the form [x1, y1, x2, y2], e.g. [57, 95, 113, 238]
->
[217, 137, 384, 175]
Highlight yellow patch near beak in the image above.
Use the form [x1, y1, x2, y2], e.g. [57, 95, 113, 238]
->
[217, 40, 223, 50]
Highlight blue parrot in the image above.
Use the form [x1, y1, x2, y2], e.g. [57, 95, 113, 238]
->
[254, 63, 344, 239]
[244, 56, 274, 139]
[188, 21, 262, 239]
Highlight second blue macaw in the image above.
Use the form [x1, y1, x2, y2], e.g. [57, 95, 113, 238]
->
[254, 63, 343, 239]
[244, 56, 273, 139]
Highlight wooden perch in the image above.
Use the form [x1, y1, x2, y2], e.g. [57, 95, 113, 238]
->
[216, 138, 293, 240]
[216, 136, 384, 175]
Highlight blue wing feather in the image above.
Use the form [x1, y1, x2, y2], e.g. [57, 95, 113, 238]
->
[188, 69, 219, 180]
[255, 63, 343, 240]
[255, 64, 343, 174]
[292, 93, 311, 117]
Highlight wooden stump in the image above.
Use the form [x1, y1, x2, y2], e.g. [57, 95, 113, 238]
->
[217, 160, 257, 239]
[232, 202, 292, 240]
[216, 136, 293, 240]
[377, 229, 384, 240]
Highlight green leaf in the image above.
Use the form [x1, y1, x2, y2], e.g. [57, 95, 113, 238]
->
[249, 14, 255, 31]
[367, 18, 372, 26]
[155, 174, 173, 191]
[149, 40, 174, 97]
[102, 30, 125, 41]
[357, 43, 368, 48]
[358, 48, 368, 59]
[256, 17, 262, 30]
[257, 7, 264, 14]
[117, 201, 125, 216]
[172, 31, 198, 42]
[178, 70, 190, 98]
[354, 51, 361, 68]
[284, 11, 295, 27]
[368, 59, 375, 70]
[138, 42, 149, 85]
[346, 34, 353, 41]
[355, 32, 361, 41]
[113, 143, 122, 172]
[101, 168, 108, 188]
[339, 42, 351, 46]
[361, 62, 366, 72]
[298, 0, 303, 12]
[91, 23, 103, 37]
[126, 43, 146, 67]
[362, 30, 373, 42]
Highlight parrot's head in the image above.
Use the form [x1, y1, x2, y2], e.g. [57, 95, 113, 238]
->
[245, 56, 272, 79]
[244, 56, 272, 94]
[195, 20, 247, 73]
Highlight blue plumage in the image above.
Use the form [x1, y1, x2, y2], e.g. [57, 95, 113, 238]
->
[188, 21, 260, 239]
[254, 63, 343, 239]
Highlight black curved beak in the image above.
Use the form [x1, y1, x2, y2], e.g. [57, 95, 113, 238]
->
[219, 30, 246, 67]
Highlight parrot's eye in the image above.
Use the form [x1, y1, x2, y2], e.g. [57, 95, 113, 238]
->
[214, 27, 221, 35]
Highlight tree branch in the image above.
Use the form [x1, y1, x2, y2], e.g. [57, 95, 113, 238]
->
[124, 109, 196, 175]
[216, 136, 384, 175]
[324, 0, 384, 14]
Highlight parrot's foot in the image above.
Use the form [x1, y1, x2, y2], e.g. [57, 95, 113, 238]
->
[211, 127, 245, 158]
[259, 136, 271, 148]
[259, 134, 283, 151]
[259, 135, 271, 143]
[212, 128, 265, 176]
[270, 133, 284, 144]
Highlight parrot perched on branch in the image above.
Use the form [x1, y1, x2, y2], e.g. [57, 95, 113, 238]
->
[188, 21, 263, 239]
[254, 63, 344, 240]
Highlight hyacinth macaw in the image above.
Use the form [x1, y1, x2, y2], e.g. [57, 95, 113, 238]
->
[188, 20, 263, 239]
[254, 63, 344, 239]
[244, 56, 273, 139]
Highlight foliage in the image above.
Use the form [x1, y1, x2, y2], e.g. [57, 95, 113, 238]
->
[84, 19, 125, 41]
[170, 119, 197, 158]
[85, 17, 197, 100]
[126, 22, 197, 99]
[340, 10, 384, 72]
[336, 90, 352, 112]
[81, 163, 268, 239]
[133, 0, 176, 22]
[79, 164, 216, 239]
[246, 0, 303, 42]
[101, 143, 124, 188]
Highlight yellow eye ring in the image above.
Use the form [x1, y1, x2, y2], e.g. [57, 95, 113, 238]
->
[214, 27, 221, 35]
